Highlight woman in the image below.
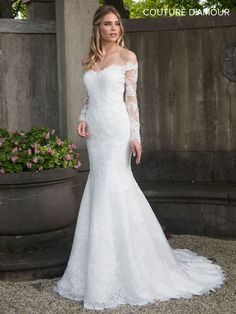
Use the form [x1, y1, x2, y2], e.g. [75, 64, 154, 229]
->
[53, 5, 225, 310]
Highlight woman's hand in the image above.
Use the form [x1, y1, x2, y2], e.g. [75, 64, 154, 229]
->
[76, 121, 90, 138]
[130, 139, 142, 165]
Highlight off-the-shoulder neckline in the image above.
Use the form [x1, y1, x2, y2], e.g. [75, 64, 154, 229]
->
[86, 61, 138, 74]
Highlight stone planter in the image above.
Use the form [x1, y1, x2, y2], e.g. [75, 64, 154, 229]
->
[0, 167, 84, 281]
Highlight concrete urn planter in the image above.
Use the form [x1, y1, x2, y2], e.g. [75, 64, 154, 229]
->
[0, 168, 79, 281]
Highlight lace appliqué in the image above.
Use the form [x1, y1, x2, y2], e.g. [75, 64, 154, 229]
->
[78, 91, 89, 122]
[124, 62, 141, 144]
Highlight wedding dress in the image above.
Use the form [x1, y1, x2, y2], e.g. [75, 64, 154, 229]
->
[53, 60, 225, 310]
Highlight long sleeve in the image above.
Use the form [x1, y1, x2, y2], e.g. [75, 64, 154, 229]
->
[78, 91, 89, 122]
[124, 62, 141, 144]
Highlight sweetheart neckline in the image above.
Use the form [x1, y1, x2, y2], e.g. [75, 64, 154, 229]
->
[85, 61, 137, 74]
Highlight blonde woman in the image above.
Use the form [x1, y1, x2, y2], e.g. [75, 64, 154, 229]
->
[53, 5, 225, 311]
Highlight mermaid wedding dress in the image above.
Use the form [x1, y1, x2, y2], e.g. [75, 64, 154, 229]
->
[53, 60, 225, 310]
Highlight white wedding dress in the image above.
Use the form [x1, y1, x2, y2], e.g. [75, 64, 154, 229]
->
[53, 60, 225, 310]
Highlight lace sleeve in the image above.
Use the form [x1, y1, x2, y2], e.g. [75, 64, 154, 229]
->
[78, 91, 89, 122]
[124, 62, 141, 144]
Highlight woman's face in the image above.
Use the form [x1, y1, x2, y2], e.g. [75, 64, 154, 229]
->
[99, 12, 121, 43]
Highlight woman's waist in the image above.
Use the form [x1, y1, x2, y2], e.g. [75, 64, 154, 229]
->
[87, 101, 126, 113]
[88, 96, 125, 106]
[86, 104, 129, 125]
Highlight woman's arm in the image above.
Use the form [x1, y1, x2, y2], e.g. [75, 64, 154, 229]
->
[78, 91, 89, 123]
[124, 52, 141, 144]
[124, 51, 142, 164]
[77, 90, 90, 138]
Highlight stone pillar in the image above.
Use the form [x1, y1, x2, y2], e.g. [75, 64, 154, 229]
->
[55, 0, 98, 161]
[22, 0, 55, 20]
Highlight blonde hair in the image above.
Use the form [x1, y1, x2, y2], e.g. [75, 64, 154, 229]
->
[81, 5, 127, 71]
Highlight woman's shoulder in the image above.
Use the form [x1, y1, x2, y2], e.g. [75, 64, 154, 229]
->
[120, 48, 138, 64]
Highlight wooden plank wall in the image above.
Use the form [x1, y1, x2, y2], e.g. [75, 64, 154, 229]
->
[123, 15, 236, 153]
[0, 19, 58, 132]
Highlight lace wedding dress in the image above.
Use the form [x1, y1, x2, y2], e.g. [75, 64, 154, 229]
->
[53, 60, 225, 310]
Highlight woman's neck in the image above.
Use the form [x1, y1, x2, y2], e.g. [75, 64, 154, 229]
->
[100, 42, 121, 57]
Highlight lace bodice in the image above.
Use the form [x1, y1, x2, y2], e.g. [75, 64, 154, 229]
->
[78, 61, 141, 144]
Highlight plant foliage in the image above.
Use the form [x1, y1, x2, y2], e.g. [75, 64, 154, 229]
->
[0, 127, 81, 174]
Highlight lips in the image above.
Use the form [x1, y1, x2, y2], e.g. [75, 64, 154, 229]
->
[110, 33, 117, 36]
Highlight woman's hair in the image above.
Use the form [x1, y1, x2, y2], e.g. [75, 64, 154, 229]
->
[81, 5, 127, 71]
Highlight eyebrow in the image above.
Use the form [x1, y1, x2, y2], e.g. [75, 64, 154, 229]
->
[103, 20, 120, 23]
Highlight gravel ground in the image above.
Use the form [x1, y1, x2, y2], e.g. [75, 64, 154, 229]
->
[0, 234, 235, 314]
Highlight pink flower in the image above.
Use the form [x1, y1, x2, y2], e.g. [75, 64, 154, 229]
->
[26, 162, 32, 168]
[27, 148, 32, 155]
[50, 129, 55, 135]
[16, 130, 24, 136]
[11, 146, 18, 153]
[32, 157, 38, 163]
[74, 161, 81, 169]
[68, 143, 77, 149]
[11, 156, 19, 163]
[34, 145, 40, 154]
[0, 138, 4, 147]
[0, 168, 5, 174]
[64, 154, 72, 161]
[56, 138, 63, 146]
[68, 144, 76, 150]
[47, 148, 55, 155]
[45, 132, 50, 139]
